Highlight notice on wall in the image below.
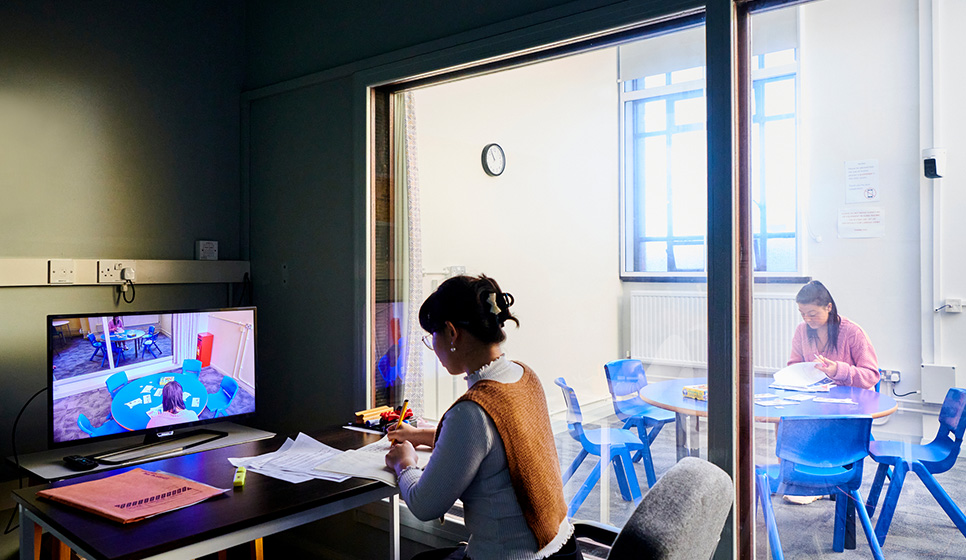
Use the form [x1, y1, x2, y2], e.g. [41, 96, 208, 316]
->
[845, 159, 880, 203]
[838, 207, 884, 238]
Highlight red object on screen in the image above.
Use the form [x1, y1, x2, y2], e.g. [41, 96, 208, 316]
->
[197, 333, 213, 367]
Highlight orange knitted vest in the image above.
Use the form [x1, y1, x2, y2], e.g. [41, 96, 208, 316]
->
[435, 363, 568, 549]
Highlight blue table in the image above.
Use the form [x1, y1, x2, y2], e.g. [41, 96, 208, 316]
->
[639, 376, 898, 460]
[110, 373, 209, 431]
[99, 329, 146, 361]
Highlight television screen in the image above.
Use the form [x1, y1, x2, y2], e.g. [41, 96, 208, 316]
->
[48, 307, 256, 447]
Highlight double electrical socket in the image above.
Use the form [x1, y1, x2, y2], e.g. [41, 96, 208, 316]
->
[98, 260, 136, 283]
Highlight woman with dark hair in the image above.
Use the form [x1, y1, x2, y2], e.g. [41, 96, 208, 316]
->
[788, 280, 879, 390]
[385, 275, 581, 560]
[146, 381, 199, 428]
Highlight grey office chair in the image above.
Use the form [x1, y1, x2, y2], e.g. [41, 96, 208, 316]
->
[574, 456, 733, 560]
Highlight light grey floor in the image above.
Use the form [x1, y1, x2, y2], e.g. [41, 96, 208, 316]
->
[555, 412, 966, 559]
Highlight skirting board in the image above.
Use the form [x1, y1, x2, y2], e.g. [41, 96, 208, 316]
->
[0, 259, 250, 287]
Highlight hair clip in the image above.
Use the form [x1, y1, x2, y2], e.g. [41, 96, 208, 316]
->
[487, 292, 501, 315]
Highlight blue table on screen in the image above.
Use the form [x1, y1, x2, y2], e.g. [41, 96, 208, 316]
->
[110, 373, 209, 431]
[99, 329, 146, 359]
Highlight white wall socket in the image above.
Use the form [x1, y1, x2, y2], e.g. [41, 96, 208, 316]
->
[48, 259, 75, 284]
[98, 260, 136, 283]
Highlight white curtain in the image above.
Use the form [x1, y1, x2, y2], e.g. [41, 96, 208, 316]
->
[172, 313, 199, 367]
[395, 91, 425, 419]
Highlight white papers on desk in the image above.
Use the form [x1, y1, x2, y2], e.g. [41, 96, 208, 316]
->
[228, 433, 349, 484]
[313, 436, 433, 487]
[770, 362, 834, 392]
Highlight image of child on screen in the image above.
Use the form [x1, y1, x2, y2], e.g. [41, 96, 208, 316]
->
[109, 316, 124, 333]
[146, 381, 200, 428]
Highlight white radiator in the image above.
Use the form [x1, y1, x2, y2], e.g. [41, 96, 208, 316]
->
[629, 291, 800, 372]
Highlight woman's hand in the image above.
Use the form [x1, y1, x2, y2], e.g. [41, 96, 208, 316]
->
[385, 440, 418, 476]
[386, 422, 419, 444]
[814, 354, 838, 376]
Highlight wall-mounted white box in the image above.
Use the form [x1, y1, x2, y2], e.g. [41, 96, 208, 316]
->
[195, 240, 218, 261]
[921, 364, 956, 404]
[48, 259, 75, 284]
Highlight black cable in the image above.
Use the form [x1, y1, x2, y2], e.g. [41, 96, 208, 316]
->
[4, 386, 47, 535]
[892, 385, 918, 398]
[235, 272, 251, 307]
[121, 280, 136, 304]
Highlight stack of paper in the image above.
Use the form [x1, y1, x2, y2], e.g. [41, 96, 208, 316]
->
[229, 433, 349, 483]
[770, 362, 834, 392]
[314, 436, 433, 487]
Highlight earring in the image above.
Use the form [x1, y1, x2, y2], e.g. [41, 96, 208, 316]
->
[450, 346, 456, 353]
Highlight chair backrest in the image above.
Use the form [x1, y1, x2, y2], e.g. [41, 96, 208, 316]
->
[603, 359, 648, 398]
[77, 413, 94, 435]
[928, 388, 966, 473]
[607, 456, 733, 560]
[106, 371, 128, 396]
[776, 415, 871, 468]
[183, 359, 202, 375]
[148, 325, 156, 335]
[221, 376, 239, 398]
[87, 333, 99, 345]
[553, 377, 586, 442]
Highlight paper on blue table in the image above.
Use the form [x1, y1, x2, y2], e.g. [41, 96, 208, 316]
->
[773, 362, 828, 386]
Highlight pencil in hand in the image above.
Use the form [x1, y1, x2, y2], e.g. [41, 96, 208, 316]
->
[396, 399, 409, 429]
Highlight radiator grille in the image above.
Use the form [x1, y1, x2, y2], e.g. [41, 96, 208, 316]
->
[629, 291, 799, 371]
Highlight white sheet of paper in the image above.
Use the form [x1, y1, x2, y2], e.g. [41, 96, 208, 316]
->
[141, 386, 153, 394]
[773, 362, 827, 387]
[229, 433, 350, 484]
[313, 436, 433, 487]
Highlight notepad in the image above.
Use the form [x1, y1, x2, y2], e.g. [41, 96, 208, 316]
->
[313, 436, 433, 487]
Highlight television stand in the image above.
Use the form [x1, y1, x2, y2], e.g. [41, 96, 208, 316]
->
[92, 428, 228, 465]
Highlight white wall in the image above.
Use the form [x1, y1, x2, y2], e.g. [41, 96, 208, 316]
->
[415, 48, 622, 412]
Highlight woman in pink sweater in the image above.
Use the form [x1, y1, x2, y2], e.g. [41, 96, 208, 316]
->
[788, 280, 880, 390]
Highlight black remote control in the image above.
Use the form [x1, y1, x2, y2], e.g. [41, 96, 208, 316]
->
[63, 455, 98, 470]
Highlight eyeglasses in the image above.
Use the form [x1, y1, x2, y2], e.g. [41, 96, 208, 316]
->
[422, 334, 434, 350]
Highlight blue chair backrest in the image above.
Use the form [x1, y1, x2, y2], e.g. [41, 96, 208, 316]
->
[106, 371, 128, 395]
[927, 388, 966, 473]
[603, 359, 648, 399]
[554, 377, 586, 442]
[183, 359, 202, 374]
[148, 325, 156, 335]
[77, 413, 94, 435]
[87, 333, 99, 345]
[221, 376, 239, 397]
[777, 415, 871, 469]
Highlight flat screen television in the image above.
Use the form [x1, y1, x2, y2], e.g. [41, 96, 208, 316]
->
[47, 307, 256, 462]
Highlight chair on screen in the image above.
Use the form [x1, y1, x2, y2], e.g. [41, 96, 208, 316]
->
[182, 358, 202, 376]
[142, 331, 161, 358]
[88, 334, 106, 361]
[864, 387, 966, 546]
[105, 371, 129, 398]
[573, 456, 732, 560]
[77, 413, 126, 437]
[206, 376, 239, 418]
[603, 359, 674, 485]
[554, 377, 648, 518]
[756, 415, 882, 560]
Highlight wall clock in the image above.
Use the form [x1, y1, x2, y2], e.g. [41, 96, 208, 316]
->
[481, 143, 506, 177]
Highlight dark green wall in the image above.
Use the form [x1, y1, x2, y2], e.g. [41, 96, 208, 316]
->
[0, 0, 245, 465]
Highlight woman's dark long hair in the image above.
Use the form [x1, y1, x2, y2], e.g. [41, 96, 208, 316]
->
[796, 280, 841, 352]
[419, 274, 518, 344]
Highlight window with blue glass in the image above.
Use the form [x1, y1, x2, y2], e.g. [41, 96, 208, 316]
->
[622, 49, 799, 275]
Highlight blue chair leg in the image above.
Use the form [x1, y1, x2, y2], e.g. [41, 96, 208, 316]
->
[755, 468, 783, 560]
[873, 460, 909, 546]
[610, 448, 642, 502]
[833, 490, 848, 552]
[562, 449, 588, 485]
[912, 462, 966, 538]
[865, 462, 890, 517]
[567, 459, 602, 517]
[852, 490, 885, 560]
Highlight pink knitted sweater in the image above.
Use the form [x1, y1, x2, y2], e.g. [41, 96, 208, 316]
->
[788, 316, 880, 389]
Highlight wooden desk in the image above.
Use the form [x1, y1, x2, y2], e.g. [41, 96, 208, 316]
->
[13, 427, 401, 560]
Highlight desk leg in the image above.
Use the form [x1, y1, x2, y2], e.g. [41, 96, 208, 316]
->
[674, 413, 701, 461]
[19, 507, 39, 560]
[390, 494, 400, 560]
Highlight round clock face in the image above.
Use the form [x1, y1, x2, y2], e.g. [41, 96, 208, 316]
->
[481, 143, 506, 176]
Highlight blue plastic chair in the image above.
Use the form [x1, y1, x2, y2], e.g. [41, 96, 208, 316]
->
[206, 376, 239, 417]
[105, 371, 129, 398]
[148, 325, 156, 335]
[182, 358, 202, 376]
[142, 331, 161, 358]
[756, 415, 883, 560]
[87, 333, 106, 361]
[77, 412, 126, 437]
[864, 387, 966, 546]
[554, 377, 648, 518]
[603, 359, 674, 483]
